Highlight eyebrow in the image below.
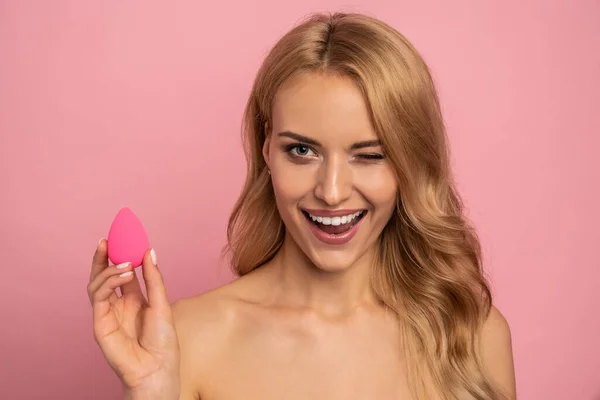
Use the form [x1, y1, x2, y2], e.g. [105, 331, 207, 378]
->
[277, 130, 382, 150]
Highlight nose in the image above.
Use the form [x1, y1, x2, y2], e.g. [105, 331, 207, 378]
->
[314, 156, 353, 206]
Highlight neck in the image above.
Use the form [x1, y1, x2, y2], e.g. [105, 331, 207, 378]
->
[263, 233, 382, 316]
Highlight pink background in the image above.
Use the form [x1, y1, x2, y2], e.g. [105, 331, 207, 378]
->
[1, 1, 599, 399]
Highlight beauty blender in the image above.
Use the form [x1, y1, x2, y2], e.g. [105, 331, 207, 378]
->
[107, 207, 150, 268]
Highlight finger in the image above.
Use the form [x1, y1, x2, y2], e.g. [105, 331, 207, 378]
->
[91, 271, 136, 320]
[89, 239, 118, 304]
[141, 248, 170, 313]
[87, 262, 133, 304]
[120, 267, 143, 297]
[90, 239, 109, 283]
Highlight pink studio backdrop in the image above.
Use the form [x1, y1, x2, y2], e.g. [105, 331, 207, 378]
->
[1, 1, 598, 399]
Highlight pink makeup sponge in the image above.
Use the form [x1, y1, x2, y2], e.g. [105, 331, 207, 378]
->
[107, 207, 149, 268]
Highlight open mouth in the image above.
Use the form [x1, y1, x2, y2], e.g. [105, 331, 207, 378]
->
[301, 210, 367, 235]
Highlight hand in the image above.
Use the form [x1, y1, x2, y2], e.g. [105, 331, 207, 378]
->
[87, 240, 180, 398]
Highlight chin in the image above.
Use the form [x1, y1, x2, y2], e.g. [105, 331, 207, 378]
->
[306, 252, 359, 273]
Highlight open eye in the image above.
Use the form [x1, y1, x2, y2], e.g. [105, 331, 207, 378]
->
[287, 144, 316, 157]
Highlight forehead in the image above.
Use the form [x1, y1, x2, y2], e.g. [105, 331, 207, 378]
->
[271, 72, 377, 142]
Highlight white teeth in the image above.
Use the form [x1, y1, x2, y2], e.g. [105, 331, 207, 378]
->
[307, 211, 363, 226]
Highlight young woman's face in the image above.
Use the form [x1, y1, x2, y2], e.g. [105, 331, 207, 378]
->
[264, 72, 398, 272]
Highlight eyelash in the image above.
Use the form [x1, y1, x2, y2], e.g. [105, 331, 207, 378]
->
[284, 143, 385, 161]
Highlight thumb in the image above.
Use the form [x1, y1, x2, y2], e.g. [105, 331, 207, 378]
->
[141, 248, 170, 313]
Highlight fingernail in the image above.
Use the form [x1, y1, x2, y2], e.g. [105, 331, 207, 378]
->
[98, 238, 104, 247]
[116, 262, 131, 269]
[119, 271, 133, 278]
[150, 248, 157, 265]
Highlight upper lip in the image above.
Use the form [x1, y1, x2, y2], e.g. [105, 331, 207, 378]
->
[302, 208, 366, 217]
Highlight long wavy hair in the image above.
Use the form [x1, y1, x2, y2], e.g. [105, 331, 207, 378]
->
[222, 11, 505, 400]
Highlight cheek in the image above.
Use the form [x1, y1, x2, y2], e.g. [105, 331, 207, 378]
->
[270, 155, 317, 204]
[356, 169, 398, 212]
[271, 170, 312, 209]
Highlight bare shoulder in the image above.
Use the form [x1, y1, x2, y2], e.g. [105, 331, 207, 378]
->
[172, 284, 237, 343]
[171, 276, 254, 355]
[171, 269, 265, 337]
[169, 279, 244, 398]
[478, 305, 517, 399]
[170, 272, 265, 397]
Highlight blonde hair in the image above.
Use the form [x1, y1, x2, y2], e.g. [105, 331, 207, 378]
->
[223, 11, 505, 399]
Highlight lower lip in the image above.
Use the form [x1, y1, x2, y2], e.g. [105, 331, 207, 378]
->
[304, 213, 366, 246]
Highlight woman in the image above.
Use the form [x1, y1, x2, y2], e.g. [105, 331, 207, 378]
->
[88, 12, 516, 400]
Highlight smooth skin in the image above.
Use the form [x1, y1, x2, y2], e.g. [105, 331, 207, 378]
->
[88, 244, 180, 398]
[89, 73, 516, 400]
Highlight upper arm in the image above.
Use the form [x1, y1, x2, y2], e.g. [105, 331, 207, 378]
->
[172, 298, 203, 400]
[171, 292, 235, 400]
[479, 306, 517, 399]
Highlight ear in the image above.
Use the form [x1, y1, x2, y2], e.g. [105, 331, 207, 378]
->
[262, 121, 271, 169]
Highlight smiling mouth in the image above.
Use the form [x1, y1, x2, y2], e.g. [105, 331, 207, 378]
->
[301, 210, 367, 235]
